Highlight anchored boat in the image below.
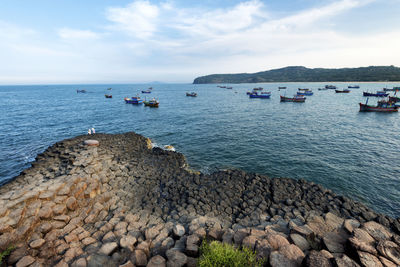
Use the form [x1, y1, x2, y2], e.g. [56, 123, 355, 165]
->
[280, 95, 306, 102]
[249, 92, 271, 98]
[105, 94, 112, 98]
[363, 91, 388, 97]
[124, 96, 143, 104]
[144, 98, 159, 107]
[186, 92, 197, 97]
[335, 89, 350, 93]
[359, 99, 398, 112]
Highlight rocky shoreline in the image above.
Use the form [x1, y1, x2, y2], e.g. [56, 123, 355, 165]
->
[1, 132, 400, 266]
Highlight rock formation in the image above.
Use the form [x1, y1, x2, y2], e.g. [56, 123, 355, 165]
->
[1, 132, 400, 266]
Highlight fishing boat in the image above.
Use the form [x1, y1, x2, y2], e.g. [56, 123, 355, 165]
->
[359, 99, 398, 112]
[124, 96, 143, 104]
[186, 92, 197, 97]
[335, 89, 350, 93]
[348, 85, 360, 88]
[107, 88, 112, 90]
[105, 94, 112, 98]
[249, 92, 270, 98]
[298, 88, 310, 91]
[226, 87, 233, 89]
[278, 86, 287, 89]
[144, 98, 159, 107]
[142, 90, 151, 94]
[383, 87, 400, 92]
[318, 88, 328, 91]
[363, 91, 389, 97]
[325, 85, 337, 89]
[76, 89, 86, 93]
[253, 87, 263, 91]
[297, 91, 313, 96]
[280, 95, 306, 102]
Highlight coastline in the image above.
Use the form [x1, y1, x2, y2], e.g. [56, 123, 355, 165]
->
[1, 132, 400, 266]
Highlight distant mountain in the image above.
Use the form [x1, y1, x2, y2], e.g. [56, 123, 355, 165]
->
[193, 66, 400, 84]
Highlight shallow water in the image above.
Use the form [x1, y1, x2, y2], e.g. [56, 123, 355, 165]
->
[1, 82, 400, 217]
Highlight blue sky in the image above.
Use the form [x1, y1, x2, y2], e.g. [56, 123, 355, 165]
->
[1, 0, 400, 84]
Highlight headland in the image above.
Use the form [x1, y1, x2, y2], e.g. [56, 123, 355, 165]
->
[1, 132, 400, 266]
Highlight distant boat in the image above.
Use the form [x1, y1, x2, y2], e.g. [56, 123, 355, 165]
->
[335, 89, 350, 93]
[278, 86, 287, 89]
[186, 92, 197, 97]
[298, 88, 310, 91]
[297, 91, 313, 96]
[359, 99, 398, 112]
[325, 85, 337, 89]
[76, 89, 86, 93]
[280, 95, 306, 102]
[348, 85, 360, 88]
[105, 94, 112, 98]
[318, 88, 328, 91]
[363, 91, 388, 97]
[253, 87, 263, 91]
[226, 87, 233, 89]
[144, 98, 159, 107]
[124, 96, 143, 104]
[107, 87, 112, 90]
[142, 90, 151, 94]
[383, 87, 400, 91]
[249, 92, 271, 98]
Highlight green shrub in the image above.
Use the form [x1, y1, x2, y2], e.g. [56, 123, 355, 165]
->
[198, 240, 263, 267]
[0, 245, 14, 265]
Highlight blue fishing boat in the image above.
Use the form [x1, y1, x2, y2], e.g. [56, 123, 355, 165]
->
[363, 91, 388, 97]
[249, 92, 270, 98]
[142, 90, 151, 94]
[297, 91, 313, 96]
[124, 96, 143, 104]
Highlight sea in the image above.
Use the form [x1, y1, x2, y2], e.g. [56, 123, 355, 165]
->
[1, 83, 400, 218]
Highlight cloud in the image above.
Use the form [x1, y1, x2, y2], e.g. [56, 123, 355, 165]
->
[106, 0, 159, 38]
[58, 28, 100, 40]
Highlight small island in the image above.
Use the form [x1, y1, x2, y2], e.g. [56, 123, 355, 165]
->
[193, 66, 400, 84]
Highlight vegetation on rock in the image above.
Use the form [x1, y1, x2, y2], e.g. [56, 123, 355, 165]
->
[193, 65, 400, 83]
[0, 246, 14, 265]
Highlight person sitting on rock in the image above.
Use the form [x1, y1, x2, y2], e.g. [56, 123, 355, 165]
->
[88, 129, 91, 135]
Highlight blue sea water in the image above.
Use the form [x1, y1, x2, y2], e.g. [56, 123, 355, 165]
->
[1, 83, 400, 217]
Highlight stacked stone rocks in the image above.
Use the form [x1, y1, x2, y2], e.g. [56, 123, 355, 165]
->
[0, 132, 399, 266]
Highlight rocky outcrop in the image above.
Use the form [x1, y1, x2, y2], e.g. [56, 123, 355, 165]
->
[0, 132, 399, 266]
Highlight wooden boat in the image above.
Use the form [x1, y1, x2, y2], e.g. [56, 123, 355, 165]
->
[348, 85, 360, 88]
[325, 85, 337, 89]
[278, 86, 286, 89]
[363, 92, 388, 97]
[76, 89, 86, 93]
[297, 91, 313, 96]
[335, 89, 350, 93]
[142, 90, 151, 94]
[124, 96, 143, 104]
[359, 99, 398, 112]
[280, 95, 306, 102]
[186, 92, 197, 97]
[389, 96, 400, 103]
[105, 94, 112, 98]
[249, 92, 270, 98]
[144, 98, 159, 107]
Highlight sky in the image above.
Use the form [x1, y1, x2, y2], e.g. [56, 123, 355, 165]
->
[1, 0, 400, 84]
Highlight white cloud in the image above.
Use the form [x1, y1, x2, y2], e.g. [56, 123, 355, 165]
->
[106, 0, 159, 38]
[58, 28, 100, 40]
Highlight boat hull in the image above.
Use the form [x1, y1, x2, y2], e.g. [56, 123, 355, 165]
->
[335, 90, 350, 93]
[363, 92, 389, 97]
[359, 103, 398, 112]
[297, 92, 313, 96]
[280, 96, 305, 102]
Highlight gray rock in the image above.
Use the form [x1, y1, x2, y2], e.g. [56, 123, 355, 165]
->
[322, 230, 349, 253]
[99, 242, 118, 255]
[87, 254, 116, 267]
[303, 250, 333, 267]
[376, 240, 400, 265]
[269, 251, 297, 267]
[147, 255, 166, 267]
[173, 224, 185, 238]
[357, 251, 383, 267]
[290, 233, 310, 251]
[333, 254, 360, 267]
[165, 249, 187, 267]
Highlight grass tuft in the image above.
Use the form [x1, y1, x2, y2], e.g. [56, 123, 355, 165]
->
[198, 240, 263, 267]
[0, 245, 14, 265]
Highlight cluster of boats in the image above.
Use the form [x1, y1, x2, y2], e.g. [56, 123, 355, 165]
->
[124, 96, 159, 107]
